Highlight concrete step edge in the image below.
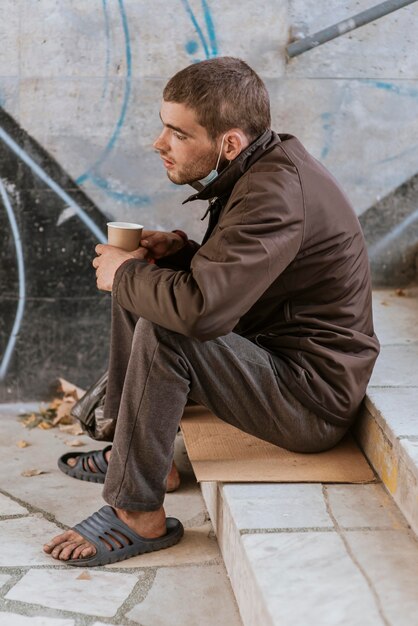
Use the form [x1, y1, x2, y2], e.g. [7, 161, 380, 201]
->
[200, 481, 274, 626]
[354, 395, 418, 536]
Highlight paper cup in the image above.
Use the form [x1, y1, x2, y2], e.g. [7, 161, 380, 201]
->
[107, 222, 144, 251]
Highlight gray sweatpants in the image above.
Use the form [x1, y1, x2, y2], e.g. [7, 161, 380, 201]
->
[102, 298, 349, 512]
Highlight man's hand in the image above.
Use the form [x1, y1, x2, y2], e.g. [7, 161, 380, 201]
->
[93, 244, 147, 291]
[138, 230, 186, 260]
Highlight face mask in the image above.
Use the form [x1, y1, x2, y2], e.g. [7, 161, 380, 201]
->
[198, 134, 227, 187]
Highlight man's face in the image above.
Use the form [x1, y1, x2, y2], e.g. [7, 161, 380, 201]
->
[153, 100, 221, 185]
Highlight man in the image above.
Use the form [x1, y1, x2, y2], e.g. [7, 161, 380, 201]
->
[44, 57, 379, 566]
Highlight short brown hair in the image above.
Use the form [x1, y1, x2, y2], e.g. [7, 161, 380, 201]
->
[163, 57, 271, 142]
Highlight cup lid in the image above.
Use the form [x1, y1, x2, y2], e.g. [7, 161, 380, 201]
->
[107, 221, 144, 229]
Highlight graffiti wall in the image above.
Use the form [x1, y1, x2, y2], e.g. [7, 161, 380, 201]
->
[1, 0, 418, 400]
[0, 108, 109, 400]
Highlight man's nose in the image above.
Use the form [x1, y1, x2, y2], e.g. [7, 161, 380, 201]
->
[153, 130, 168, 152]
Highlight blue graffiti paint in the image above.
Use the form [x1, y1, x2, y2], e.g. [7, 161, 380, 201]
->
[366, 80, 418, 99]
[181, 0, 218, 59]
[373, 143, 418, 166]
[101, 0, 111, 100]
[320, 112, 332, 160]
[76, 0, 150, 206]
[0, 180, 26, 379]
[78, 0, 218, 206]
[77, 0, 131, 184]
[186, 40, 199, 54]
[89, 173, 151, 205]
[0, 126, 106, 243]
[181, 0, 210, 58]
[202, 0, 218, 57]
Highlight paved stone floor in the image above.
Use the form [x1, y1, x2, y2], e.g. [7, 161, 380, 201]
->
[0, 406, 242, 626]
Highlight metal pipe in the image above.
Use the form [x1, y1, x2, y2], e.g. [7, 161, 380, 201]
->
[286, 0, 418, 58]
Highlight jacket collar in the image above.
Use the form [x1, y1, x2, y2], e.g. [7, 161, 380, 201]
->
[182, 129, 281, 205]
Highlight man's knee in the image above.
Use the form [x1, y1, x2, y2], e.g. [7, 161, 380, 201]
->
[134, 318, 188, 346]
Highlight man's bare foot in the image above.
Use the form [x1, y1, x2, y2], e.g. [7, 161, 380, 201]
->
[166, 461, 180, 492]
[66, 448, 181, 491]
[66, 447, 112, 471]
[43, 506, 167, 562]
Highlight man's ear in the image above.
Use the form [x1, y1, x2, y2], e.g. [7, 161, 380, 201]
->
[223, 130, 250, 161]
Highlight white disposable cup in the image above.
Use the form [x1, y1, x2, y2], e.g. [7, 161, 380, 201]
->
[107, 221, 144, 251]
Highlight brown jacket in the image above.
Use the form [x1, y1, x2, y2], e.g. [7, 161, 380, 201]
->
[114, 130, 379, 425]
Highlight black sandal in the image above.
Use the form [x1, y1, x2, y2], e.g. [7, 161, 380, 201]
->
[57, 445, 111, 484]
[65, 505, 184, 567]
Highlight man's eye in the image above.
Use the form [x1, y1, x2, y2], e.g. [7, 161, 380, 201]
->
[174, 131, 187, 141]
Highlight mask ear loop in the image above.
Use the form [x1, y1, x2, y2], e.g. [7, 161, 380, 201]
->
[215, 134, 227, 171]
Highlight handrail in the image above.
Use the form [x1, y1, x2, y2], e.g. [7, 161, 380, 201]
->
[287, 0, 418, 58]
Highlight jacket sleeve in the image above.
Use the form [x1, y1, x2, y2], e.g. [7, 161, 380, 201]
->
[155, 239, 200, 271]
[113, 170, 304, 341]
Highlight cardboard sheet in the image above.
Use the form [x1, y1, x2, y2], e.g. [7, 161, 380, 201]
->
[180, 405, 375, 483]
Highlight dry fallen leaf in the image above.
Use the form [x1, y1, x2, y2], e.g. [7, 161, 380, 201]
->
[64, 438, 86, 447]
[53, 415, 74, 426]
[52, 401, 77, 426]
[49, 398, 63, 410]
[59, 423, 85, 435]
[395, 288, 406, 297]
[380, 301, 389, 306]
[19, 413, 41, 428]
[76, 571, 91, 580]
[21, 469, 46, 477]
[57, 400, 76, 419]
[18, 379, 85, 433]
[58, 377, 86, 401]
[17, 440, 30, 448]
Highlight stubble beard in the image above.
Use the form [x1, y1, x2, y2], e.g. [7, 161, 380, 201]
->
[165, 145, 219, 186]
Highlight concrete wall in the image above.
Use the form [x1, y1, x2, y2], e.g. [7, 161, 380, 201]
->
[1, 0, 418, 399]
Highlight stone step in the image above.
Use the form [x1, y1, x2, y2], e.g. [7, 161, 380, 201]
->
[354, 289, 418, 536]
[200, 480, 418, 626]
[200, 289, 418, 626]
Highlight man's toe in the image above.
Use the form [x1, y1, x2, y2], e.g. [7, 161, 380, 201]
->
[71, 542, 96, 560]
[51, 540, 77, 559]
[59, 541, 86, 561]
[43, 531, 72, 553]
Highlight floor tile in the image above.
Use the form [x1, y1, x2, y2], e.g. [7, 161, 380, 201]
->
[326, 484, 407, 529]
[369, 345, 418, 387]
[0, 403, 40, 415]
[0, 516, 63, 566]
[372, 291, 418, 346]
[241, 532, 383, 626]
[0, 574, 11, 588]
[0, 408, 239, 622]
[0, 615, 74, 626]
[399, 438, 418, 490]
[222, 483, 332, 530]
[0, 493, 28, 516]
[126, 564, 242, 626]
[5, 569, 141, 618]
[400, 438, 418, 464]
[163, 488, 208, 528]
[345, 530, 418, 626]
[107, 523, 219, 569]
[0, 417, 202, 530]
[366, 387, 418, 439]
[0, 416, 105, 527]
